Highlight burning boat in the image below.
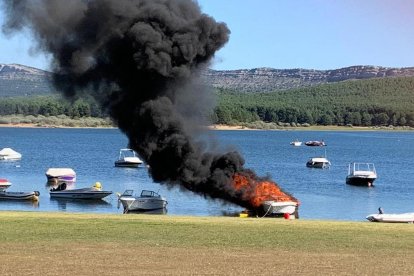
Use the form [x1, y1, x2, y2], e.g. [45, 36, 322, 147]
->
[232, 173, 300, 218]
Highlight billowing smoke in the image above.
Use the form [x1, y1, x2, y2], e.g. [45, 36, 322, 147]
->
[1, 0, 297, 210]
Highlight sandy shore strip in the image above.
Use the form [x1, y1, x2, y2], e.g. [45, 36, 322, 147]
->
[0, 122, 412, 131]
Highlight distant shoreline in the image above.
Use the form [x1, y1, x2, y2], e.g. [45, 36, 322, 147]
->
[1, 122, 413, 131]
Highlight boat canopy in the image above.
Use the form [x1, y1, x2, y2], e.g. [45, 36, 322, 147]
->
[46, 168, 76, 177]
[0, 148, 22, 158]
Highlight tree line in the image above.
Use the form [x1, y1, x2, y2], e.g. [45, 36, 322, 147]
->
[0, 95, 104, 118]
[212, 77, 414, 127]
[1, 76, 414, 127]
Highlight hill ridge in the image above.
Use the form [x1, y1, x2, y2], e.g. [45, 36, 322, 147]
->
[2, 63, 414, 96]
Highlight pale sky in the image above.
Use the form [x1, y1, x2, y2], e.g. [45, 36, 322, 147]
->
[1, 0, 414, 71]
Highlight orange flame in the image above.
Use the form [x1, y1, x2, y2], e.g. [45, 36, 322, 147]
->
[232, 173, 298, 208]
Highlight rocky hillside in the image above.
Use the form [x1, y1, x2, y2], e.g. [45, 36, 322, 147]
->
[0, 64, 53, 97]
[203, 66, 414, 92]
[2, 63, 414, 96]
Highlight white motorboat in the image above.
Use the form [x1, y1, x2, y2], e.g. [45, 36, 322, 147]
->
[46, 168, 76, 183]
[290, 139, 302, 146]
[306, 157, 331, 169]
[346, 162, 377, 186]
[117, 189, 167, 213]
[50, 182, 112, 199]
[0, 148, 22, 160]
[115, 149, 143, 168]
[366, 213, 414, 223]
[0, 179, 12, 191]
[261, 200, 299, 216]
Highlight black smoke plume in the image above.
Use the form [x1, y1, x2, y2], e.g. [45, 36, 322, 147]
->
[1, 0, 294, 209]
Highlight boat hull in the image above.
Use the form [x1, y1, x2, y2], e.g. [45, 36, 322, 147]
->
[366, 213, 414, 223]
[50, 189, 112, 199]
[261, 201, 298, 215]
[306, 162, 330, 169]
[119, 197, 167, 211]
[0, 191, 39, 201]
[114, 161, 141, 168]
[346, 176, 376, 186]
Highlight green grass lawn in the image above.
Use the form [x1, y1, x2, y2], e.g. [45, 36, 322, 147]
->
[1, 211, 413, 275]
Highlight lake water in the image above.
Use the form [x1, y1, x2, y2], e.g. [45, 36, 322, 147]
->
[1, 127, 414, 221]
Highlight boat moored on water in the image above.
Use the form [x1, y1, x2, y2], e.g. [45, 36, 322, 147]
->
[46, 168, 76, 183]
[115, 149, 143, 168]
[0, 148, 22, 161]
[0, 179, 12, 191]
[50, 182, 112, 199]
[117, 189, 167, 213]
[290, 139, 302, 146]
[346, 162, 377, 186]
[305, 140, 326, 147]
[306, 157, 331, 169]
[0, 190, 39, 201]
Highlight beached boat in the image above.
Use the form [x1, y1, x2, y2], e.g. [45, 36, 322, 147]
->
[261, 200, 299, 216]
[0, 190, 39, 201]
[305, 140, 326, 147]
[346, 162, 377, 186]
[290, 139, 302, 146]
[366, 211, 414, 223]
[46, 168, 76, 183]
[0, 179, 12, 191]
[114, 149, 143, 168]
[306, 157, 331, 169]
[49, 182, 112, 199]
[0, 148, 22, 160]
[117, 189, 167, 213]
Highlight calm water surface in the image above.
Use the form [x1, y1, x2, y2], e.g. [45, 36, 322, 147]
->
[1, 127, 414, 221]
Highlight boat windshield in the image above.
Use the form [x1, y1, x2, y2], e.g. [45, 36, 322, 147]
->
[140, 190, 159, 197]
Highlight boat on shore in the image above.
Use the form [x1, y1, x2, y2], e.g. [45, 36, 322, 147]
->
[0, 148, 22, 161]
[114, 149, 143, 168]
[305, 140, 326, 147]
[0, 179, 12, 191]
[0, 190, 39, 201]
[50, 182, 112, 199]
[46, 168, 76, 183]
[366, 209, 414, 223]
[117, 189, 167, 213]
[261, 200, 299, 217]
[346, 162, 377, 186]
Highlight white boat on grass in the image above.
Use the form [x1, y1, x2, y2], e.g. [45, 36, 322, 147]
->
[261, 200, 299, 216]
[117, 190, 167, 213]
[0, 179, 12, 191]
[115, 149, 143, 168]
[0, 148, 22, 160]
[367, 211, 414, 223]
[46, 168, 76, 183]
[50, 182, 112, 199]
[346, 162, 377, 187]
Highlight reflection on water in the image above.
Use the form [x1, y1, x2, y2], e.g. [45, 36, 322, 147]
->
[50, 198, 112, 211]
[0, 199, 40, 209]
